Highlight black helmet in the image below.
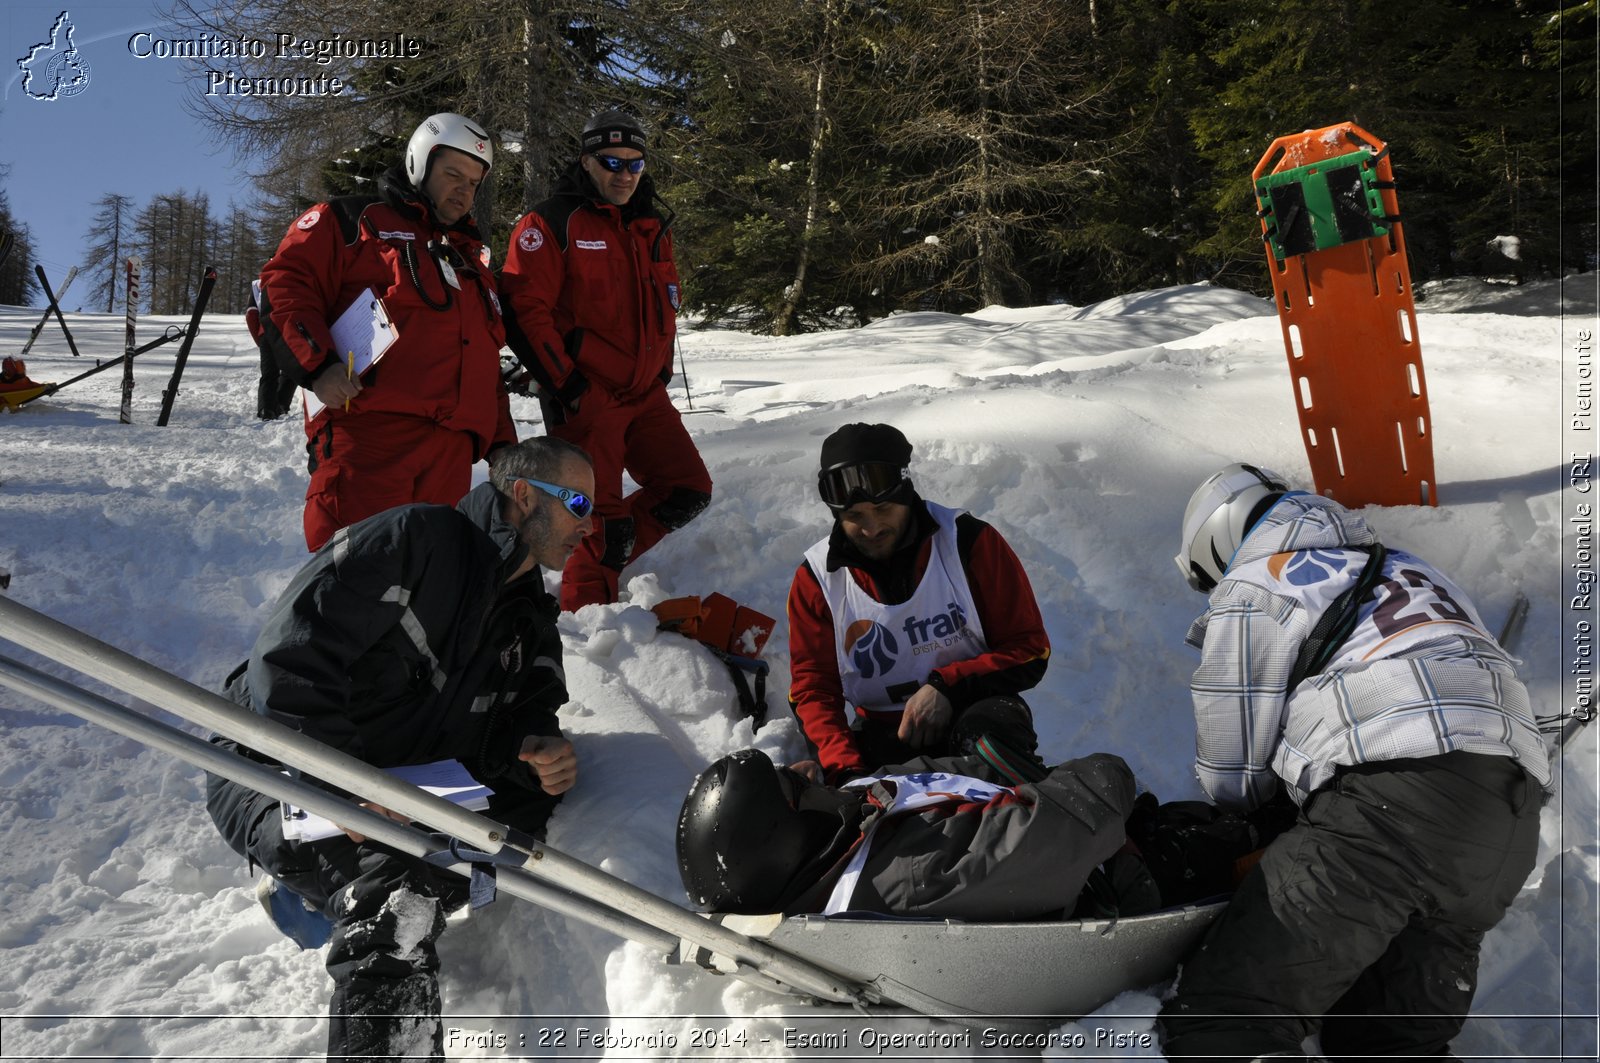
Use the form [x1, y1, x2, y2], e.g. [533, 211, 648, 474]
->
[677, 750, 834, 913]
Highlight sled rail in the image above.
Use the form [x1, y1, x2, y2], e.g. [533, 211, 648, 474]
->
[0, 594, 1228, 1025]
[0, 652, 680, 957]
[0, 595, 868, 1010]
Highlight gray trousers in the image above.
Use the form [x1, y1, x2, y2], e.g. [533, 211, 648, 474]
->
[1158, 751, 1543, 1062]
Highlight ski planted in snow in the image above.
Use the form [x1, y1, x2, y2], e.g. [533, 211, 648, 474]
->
[120, 257, 141, 424]
[1253, 122, 1437, 508]
[156, 265, 219, 427]
[32, 265, 82, 358]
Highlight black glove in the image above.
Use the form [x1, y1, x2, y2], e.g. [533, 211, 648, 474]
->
[553, 368, 589, 412]
[537, 369, 589, 428]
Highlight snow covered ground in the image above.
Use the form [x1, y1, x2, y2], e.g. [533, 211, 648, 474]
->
[0, 278, 1594, 1060]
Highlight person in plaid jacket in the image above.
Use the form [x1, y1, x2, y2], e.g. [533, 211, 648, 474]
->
[1159, 463, 1550, 1062]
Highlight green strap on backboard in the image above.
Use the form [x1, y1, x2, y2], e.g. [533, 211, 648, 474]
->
[1255, 149, 1395, 260]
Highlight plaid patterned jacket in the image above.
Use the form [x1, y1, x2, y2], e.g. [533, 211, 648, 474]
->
[1185, 493, 1551, 809]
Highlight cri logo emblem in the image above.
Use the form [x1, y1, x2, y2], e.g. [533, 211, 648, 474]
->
[1267, 548, 1349, 586]
[845, 620, 898, 679]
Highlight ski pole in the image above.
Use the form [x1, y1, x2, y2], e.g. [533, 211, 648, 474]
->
[1497, 592, 1529, 654]
[22, 327, 183, 405]
[675, 333, 693, 409]
[1506, 592, 1596, 754]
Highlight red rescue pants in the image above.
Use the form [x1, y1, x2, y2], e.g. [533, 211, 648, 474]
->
[303, 412, 475, 551]
[546, 384, 711, 611]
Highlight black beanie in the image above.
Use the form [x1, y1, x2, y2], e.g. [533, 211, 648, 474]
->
[581, 109, 648, 155]
[819, 423, 913, 473]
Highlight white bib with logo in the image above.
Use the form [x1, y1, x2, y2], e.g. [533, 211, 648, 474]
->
[823, 771, 1014, 915]
[804, 503, 987, 712]
[1229, 546, 1492, 668]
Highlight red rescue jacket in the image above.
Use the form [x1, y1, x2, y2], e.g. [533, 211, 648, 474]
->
[260, 167, 514, 459]
[787, 502, 1052, 780]
[500, 167, 680, 403]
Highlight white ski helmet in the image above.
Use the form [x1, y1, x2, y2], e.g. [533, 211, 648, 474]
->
[1175, 463, 1291, 593]
[405, 112, 493, 189]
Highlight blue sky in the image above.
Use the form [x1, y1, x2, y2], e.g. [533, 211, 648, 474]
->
[3, 3, 258, 308]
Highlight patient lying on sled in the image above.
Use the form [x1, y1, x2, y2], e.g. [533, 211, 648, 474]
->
[676, 747, 1281, 920]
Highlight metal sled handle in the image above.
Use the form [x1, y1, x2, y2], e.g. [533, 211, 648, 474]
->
[0, 653, 681, 956]
[0, 595, 870, 1008]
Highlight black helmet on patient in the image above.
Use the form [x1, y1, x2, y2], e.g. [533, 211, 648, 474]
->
[676, 750, 841, 913]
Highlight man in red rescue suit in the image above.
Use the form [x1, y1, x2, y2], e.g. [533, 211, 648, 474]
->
[260, 112, 515, 551]
[787, 423, 1052, 784]
[500, 108, 713, 612]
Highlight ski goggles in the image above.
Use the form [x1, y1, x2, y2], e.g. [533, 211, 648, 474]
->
[592, 153, 646, 175]
[818, 461, 910, 512]
[519, 478, 594, 520]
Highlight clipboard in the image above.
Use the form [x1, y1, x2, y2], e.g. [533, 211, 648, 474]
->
[301, 289, 398, 418]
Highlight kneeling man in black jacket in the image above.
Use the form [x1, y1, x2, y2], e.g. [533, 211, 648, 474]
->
[207, 435, 594, 1063]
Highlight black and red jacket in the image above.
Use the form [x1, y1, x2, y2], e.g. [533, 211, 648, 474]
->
[787, 500, 1051, 780]
[259, 166, 514, 460]
[500, 167, 680, 405]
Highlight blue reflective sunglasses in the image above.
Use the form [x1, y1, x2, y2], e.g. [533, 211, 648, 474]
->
[592, 153, 646, 175]
[519, 478, 593, 519]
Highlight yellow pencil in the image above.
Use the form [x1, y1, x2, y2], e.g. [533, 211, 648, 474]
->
[344, 352, 353, 411]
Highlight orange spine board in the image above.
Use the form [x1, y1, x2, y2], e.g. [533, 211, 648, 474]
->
[1254, 122, 1438, 507]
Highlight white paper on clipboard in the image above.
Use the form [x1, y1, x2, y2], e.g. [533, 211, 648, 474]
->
[280, 760, 492, 842]
[301, 289, 398, 418]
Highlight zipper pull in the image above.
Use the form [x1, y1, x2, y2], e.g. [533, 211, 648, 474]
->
[293, 321, 322, 355]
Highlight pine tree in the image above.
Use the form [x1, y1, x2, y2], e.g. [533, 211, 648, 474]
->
[163, 0, 673, 256]
[1040, 0, 1221, 300]
[0, 188, 40, 307]
[214, 200, 274, 315]
[81, 193, 135, 312]
[1181, 0, 1572, 288]
[661, 0, 886, 333]
[852, 0, 1115, 312]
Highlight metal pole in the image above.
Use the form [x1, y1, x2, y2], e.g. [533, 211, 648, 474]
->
[0, 595, 870, 1007]
[0, 654, 682, 958]
[674, 333, 693, 409]
[0, 594, 508, 851]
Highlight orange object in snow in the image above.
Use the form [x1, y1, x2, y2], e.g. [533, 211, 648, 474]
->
[0, 357, 53, 411]
[652, 593, 775, 658]
[1253, 122, 1438, 507]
